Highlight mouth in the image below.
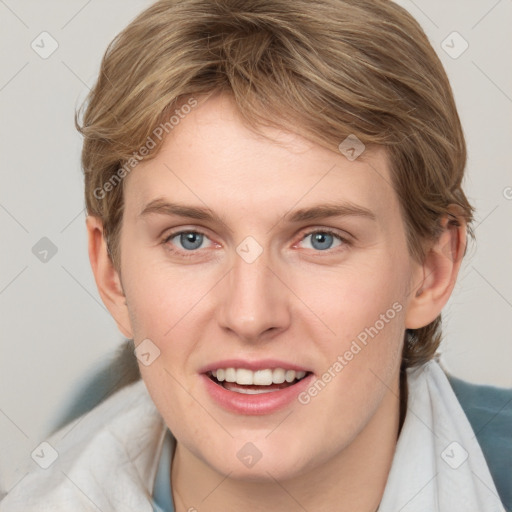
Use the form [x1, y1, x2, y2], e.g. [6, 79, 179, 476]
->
[207, 367, 312, 394]
[200, 359, 315, 414]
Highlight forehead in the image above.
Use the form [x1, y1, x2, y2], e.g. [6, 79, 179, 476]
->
[123, 94, 398, 224]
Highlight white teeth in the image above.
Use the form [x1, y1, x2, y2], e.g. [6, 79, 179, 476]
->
[227, 386, 282, 395]
[236, 368, 253, 385]
[285, 370, 295, 383]
[210, 367, 308, 386]
[225, 368, 236, 382]
[272, 368, 286, 384]
[253, 369, 273, 385]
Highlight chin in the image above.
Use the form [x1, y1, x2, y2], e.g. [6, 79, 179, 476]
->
[195, 435, 319, 483]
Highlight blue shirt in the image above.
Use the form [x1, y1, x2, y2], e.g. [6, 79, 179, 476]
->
[152, 429, 176, 512]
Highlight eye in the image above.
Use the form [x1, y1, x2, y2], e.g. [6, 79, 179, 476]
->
[298, 230, 345, 251]
[165, 231, 213, 251]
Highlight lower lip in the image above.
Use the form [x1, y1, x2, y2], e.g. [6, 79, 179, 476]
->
[201, 373, 315, 415]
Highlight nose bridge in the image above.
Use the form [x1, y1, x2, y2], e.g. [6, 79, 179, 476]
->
[218, 240, 291, 340]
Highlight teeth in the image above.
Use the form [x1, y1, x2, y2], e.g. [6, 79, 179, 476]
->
[210, 367, 307, 386]
[272, 368, 286, 384]
[236, 368, 253, 385]
[253, 369, 273, 385]
[225, 368, 236, 382]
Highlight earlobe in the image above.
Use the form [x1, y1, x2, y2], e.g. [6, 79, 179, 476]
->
[86, 215, 133, 338]
[405, 214, 467, 330]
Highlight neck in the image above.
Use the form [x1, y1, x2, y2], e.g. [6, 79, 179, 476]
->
[171, 368, 405, 512]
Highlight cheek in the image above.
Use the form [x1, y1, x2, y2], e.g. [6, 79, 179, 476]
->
[123, 261, 218, 412]
[292, 254, 408, 410]
[295, 254, 409, 341]
[123, 256, 214, 338]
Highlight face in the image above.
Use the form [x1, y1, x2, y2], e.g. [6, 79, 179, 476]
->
[115, 93, 421, 480]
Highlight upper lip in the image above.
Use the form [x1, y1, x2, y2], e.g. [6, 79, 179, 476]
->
[199, 359, 311, 373]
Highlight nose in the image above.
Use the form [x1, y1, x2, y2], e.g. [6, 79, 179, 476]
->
[217, 244, 292, 342]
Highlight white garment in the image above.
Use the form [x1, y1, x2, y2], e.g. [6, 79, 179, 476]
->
[378, 360, 505, 511]
[0, 360, 506, 511]
[0, 380, 167, 512]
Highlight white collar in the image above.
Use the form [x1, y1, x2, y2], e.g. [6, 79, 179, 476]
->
[379, 359, 505, 511]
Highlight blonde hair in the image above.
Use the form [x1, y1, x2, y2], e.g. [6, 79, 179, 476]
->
[77, 0, 474, 370]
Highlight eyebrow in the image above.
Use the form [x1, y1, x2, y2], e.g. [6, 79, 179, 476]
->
[138, 198, 376, 226]
[140, 198, 222, 222]
[139, 198, 233, 232]
[285, 202, 376, 223]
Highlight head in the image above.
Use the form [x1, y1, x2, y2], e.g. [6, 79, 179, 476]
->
[79, 0, 472, 481]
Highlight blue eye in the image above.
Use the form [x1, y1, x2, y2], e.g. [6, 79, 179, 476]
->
[168, 231, 209, 251]
[300, 231, 343, 251]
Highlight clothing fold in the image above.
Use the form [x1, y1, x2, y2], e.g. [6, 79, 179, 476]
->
[379, 359, 505, 511]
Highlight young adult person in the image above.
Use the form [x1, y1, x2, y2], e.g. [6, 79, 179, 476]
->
[1, 1, 510, 510]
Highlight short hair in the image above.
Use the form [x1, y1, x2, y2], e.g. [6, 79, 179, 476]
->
[76, 0, 474, 370]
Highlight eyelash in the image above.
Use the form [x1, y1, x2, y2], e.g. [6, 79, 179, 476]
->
[162, 228, 351, 258]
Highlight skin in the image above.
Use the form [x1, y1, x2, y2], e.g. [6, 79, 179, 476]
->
[87, 93, 466, 512]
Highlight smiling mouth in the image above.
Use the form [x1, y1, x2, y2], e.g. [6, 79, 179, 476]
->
[207, 368, 311, 394]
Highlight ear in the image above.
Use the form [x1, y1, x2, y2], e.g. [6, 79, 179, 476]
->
[86, 215, 133, 338]
[405, 211, 467, 329]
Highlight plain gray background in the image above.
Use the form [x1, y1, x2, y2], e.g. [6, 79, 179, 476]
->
[1, 0, 511, 494]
